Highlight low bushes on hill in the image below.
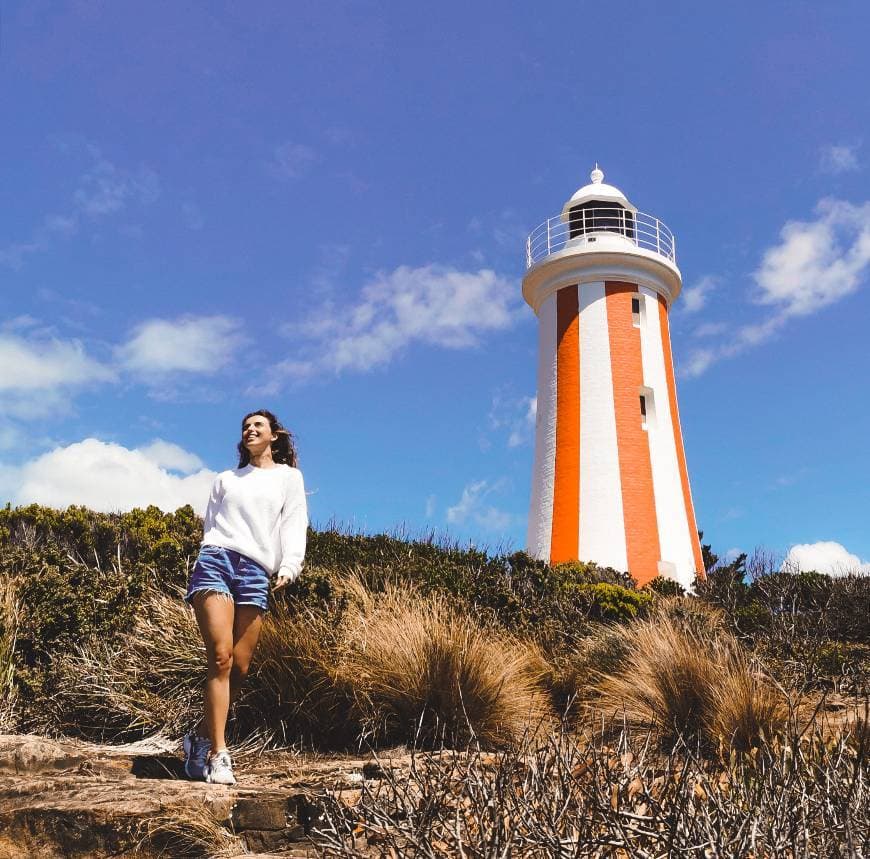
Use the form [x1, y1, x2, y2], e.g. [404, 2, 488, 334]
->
[0, 504, 650, 712]
[0, 503, 866, 754]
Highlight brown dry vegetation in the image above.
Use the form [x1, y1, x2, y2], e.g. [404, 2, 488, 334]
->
[0, 574, 21, 732]
[593, 602, 788, 752]
[47, 591, 204, 739]
[0, 507, 867, 853]
[313, 721, 868, 857]
[340, 579, 550, 748]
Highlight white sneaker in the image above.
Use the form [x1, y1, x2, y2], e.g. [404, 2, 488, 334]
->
[205, 749, 236, 785]
[183, 729, 211, 781]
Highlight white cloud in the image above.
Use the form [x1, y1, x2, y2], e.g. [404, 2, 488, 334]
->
[0, 333, 115, 416]
[509, 397, 537, 448]
[446, 479, 517, 533]
[681, 348, 717, 379]
[681, 197, 870, 378]
[119, 316, 246, 375]
[691, 321, 729, 338]
[281, 265, 520, 379]
[269, 142, 318, 180]
[488, 391, 537, 448]
[2, 438, 215, 514]
[0, 334, 112, 391]
[0, 426, 17, 451]
[680, 275, 719, 314]
[424, 494, 436, 519]
[754, 199, 870, 317]
[782, 541, 870, 577]
[138, 439, 204, 474]
[819, 143, 860, 175]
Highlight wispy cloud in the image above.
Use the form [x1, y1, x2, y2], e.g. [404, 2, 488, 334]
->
[73, 156, 159, 216]
[0, 148, 160, 270]
[118, 315, 247, 377]
[488, 390, 536, 448]
[446, 478, 518, 532]
[268, 141, 318, 180]
[680, 275, 719, 314]
[819, 143, 860, 175]
[681, 198, 870, 377]
[273, 264, 520, 384]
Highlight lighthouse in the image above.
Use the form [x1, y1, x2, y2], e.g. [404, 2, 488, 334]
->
[523, 166, 703, 589]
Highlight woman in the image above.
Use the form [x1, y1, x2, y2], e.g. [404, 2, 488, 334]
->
[183, 410, 307, 784]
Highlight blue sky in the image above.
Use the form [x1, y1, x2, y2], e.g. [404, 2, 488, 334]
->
[1, 1, 869, 574]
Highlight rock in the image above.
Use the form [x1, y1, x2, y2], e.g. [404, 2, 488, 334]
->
[232, 795, 291, 830]
[0, 734, 417, 858]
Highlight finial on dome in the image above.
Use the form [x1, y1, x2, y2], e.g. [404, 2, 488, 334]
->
[590, 163, 604, 184]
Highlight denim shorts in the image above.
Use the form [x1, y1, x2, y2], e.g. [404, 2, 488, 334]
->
[185, 545, 270, 612]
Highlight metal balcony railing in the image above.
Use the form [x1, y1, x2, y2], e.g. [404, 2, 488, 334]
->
[525, 208, 677, 269]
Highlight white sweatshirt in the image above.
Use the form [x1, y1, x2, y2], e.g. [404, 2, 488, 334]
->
[201, 464, 307, 580]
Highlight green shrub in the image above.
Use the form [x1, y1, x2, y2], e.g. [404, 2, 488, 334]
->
[645, 576, 686, 597]
[570, 582, 652, 622]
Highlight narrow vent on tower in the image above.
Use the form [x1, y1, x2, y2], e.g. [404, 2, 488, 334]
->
[639, 386, 655, 430]
[631, 296, 641, 327]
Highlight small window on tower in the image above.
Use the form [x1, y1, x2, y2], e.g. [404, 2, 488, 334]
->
[639, 386, 655, 430]
[631, 296, 641, 327]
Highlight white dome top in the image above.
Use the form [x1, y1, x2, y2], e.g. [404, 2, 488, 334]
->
[560, 165, 636, 220]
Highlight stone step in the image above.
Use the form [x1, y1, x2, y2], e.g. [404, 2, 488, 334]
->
[0, 735, 388, 858]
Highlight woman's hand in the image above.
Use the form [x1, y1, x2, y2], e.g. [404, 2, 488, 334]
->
[272, 572, 294, 591]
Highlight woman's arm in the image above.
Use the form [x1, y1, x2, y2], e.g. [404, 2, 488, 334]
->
[202, 474, 224, 534]
[276, 468, 308, 584]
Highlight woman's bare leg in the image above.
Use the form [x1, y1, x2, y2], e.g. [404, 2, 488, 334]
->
[230, 605, 264, 702]
[192, 592, 235, 752]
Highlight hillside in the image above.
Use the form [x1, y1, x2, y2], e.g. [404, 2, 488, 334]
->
[0, 504, 867, 856]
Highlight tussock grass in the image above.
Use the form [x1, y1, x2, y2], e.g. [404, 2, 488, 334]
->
[247, 576, 550, 749]
[594, 603, 787, 751]
[133, 808, 244, 858]
[49, 590, 204, 740]
[0, 574, 21, 731]
[341, 578, 551, 748]
[244, 597, 356, 747]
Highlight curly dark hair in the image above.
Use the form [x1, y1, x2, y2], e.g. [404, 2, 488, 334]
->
[237, 409, 298, 468]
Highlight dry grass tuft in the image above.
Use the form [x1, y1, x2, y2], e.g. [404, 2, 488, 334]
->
[0, 574, 22, 731]
[244, 598, 356, 747]
[48, 589, 204, 739]
[594, 606, 787, 752]
[651, 595, 727, 637]
[133, 808, 244, 858]
[342, 578, 551, 748]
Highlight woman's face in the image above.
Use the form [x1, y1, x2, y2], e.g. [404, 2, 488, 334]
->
[241, 414, 277, 456]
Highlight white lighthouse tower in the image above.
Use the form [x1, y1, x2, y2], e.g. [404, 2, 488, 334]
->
[523, 166, 703, 589]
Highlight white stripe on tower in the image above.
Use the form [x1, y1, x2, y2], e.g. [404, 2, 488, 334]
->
[638, 286, 696, 588]
[578, 282, 627, 571]
[526, 293, 558, 560]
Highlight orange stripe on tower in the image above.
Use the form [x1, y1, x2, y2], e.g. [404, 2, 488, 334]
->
[606, 282, 660, 585]
[657, 295, 705, 578]
[550, 286, 580, 563]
